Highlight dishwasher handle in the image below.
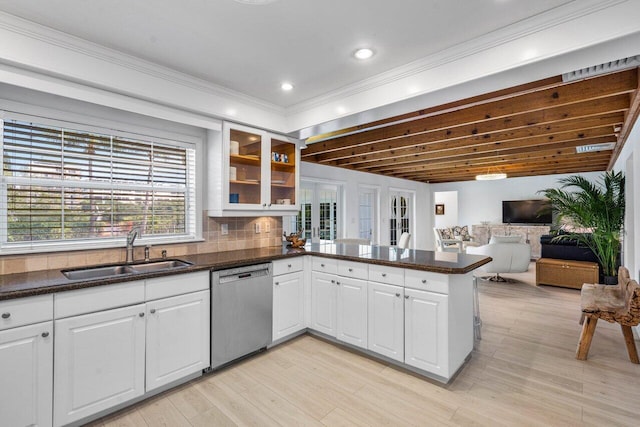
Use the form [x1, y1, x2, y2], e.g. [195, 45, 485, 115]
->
[213, 263, 272, 284]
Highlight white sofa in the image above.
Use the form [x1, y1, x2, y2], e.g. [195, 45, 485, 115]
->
[466, 240, 531, 281]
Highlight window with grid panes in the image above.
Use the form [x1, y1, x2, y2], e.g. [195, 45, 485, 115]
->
[1, 117, 196, 250]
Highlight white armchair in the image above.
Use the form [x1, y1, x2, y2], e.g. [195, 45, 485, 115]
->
[466, 241, 531, 281]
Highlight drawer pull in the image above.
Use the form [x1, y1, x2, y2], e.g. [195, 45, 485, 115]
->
[382, 273, 387, 277]
[41, 332, 49, 338]
[421, 279, 427, 284]
[1, 312, 10, 319]
[288, 264, 292, 268]
[336, 281, 340, 286]
[321, 263, 325, 267]
[348, 268, 353, 272]
[405, 295, 410, 299]
[331, 279, 335, 283]
[150, 309, 156, 314]
[139, 312, 145, 317]
[275, 282, 280, 286]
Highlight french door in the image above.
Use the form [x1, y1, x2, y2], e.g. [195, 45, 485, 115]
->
[296, 182, 340, 243]
[389, 191, 413, 246]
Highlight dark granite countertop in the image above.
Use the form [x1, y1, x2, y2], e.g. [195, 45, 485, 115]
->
[0, 243, 490, 301]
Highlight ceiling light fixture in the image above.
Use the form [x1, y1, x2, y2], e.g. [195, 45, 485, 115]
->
[280, 82, 294, 91]
[354, 48, 374, 60]
[476, 167, 507, 181]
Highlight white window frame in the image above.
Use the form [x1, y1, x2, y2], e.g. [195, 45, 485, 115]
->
[0, 109, 203, 255]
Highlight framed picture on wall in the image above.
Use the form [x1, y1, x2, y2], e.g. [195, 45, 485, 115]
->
[435, 204, 445, 215]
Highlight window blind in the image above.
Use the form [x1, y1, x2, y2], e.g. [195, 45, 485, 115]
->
[1, 118, 195, 246]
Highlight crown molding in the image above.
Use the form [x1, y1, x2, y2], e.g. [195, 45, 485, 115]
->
[0, 11, 285, 122]
[285, 0, 631, 116]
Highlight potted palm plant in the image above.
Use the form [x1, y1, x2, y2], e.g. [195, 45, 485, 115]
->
[539, 170, 625, 284]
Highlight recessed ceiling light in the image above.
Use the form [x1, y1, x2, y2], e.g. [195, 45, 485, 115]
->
[281, 82, 294, 91]
[234, 0, 279, 4]
[354, 48, 374, 60]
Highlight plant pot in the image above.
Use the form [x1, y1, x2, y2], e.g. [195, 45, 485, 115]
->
[603, 275, 618, 285]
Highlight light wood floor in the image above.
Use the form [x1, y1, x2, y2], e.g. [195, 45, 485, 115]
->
[88, 264, 640, 426]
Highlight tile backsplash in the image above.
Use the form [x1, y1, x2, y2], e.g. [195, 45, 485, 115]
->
[0, 215, 283, 275]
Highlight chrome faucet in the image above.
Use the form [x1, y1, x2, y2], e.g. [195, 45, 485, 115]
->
[126, 227, 141, 264]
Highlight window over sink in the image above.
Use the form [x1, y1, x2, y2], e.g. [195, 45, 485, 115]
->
[0, 114, 197, 253]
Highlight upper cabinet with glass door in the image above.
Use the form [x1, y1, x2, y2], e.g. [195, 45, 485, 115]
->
[207, 122, 299, 216]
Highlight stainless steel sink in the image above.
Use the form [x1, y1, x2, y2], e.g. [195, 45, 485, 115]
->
[62, 265, 136, 280]
[62, 259, 192, 280]
[130, 259, 192, 273]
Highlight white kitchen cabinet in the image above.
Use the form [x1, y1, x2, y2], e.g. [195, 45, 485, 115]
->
[336, 276, 368, 349]
[208, 122, 300, 216]
[404, 288, 449, 377]
[0, 321, 53, 427]
[54, 304, 146, 427]
[367, 281, 404, 362]
[273, 271, 305, 341]
[311, 271, 337, 337]
[146, 290, 210, 392]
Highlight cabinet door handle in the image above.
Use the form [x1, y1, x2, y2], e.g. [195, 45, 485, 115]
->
[150, 309, 156, 314]
[1, 312, 10, 319]
[395, 293, 401, 297]
[263, 203, 267, 207]
[268, 203, 272, 207]
[139, 312, 145, 317]
[421, 279, 427, 284]
[41, 331, 49, 338]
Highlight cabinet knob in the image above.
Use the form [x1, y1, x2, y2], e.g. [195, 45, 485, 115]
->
[336, 281, 340, 286]
[331, 279, 335, 283]
[348, 268, 353, 272]
[321, 263, 325, 267]
[268, 203, 272, 207]
[405, 295, 410, 299]
[395, 293, 401, 297]
[263, 203, 267, 207]
[421, 279, 427, 284]
[288, 264, 292, 268]
[382, 273, 387, 277]
[1, 312, 9, 319]
[150, 309, 156, 314]
[275, 282, 280, 286]
[41, 332, 49, 338]
[139, 312, 145, 317]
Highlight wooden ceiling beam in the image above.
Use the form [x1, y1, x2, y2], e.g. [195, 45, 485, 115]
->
[312, 95, 628, 164]
[365, 136, 614, 173]
[302, 68, 637, 157]
[304, 76, 563, 144]
[609, 67, 640, 169]
[327, 114, 622, 167]
[398, 155, 611, 180]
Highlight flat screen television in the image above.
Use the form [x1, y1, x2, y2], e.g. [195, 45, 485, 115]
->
[502, 199, 552, 224]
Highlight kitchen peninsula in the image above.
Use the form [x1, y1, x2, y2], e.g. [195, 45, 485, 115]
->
[1, 244, 490, 427]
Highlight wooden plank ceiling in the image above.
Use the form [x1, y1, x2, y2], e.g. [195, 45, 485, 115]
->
[301, 68, 640, 183]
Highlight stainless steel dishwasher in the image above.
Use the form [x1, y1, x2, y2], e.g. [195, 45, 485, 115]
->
[210, 263, 272, 369]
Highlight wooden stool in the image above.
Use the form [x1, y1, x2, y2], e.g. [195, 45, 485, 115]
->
[576, 267, 640, 363]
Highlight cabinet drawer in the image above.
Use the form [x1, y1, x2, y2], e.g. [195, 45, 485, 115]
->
[338, 260, 368, 280]
[55, 280, 145, 318]
[368, 264, 404, 285]
[0, 294, 53, 331]
[146, 271, 209, 301]
[312, 257, 338, 274]
[405, 270, 449, 294]
[273, 257, 304, 276]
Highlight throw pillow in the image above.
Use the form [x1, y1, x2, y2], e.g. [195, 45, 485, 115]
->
[439, 228, 453, 239]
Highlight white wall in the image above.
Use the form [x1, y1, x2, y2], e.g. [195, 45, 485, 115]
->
[613, 118, 640, 282]
[428, 172, 602, 249]
[299, 162, 431, 249]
